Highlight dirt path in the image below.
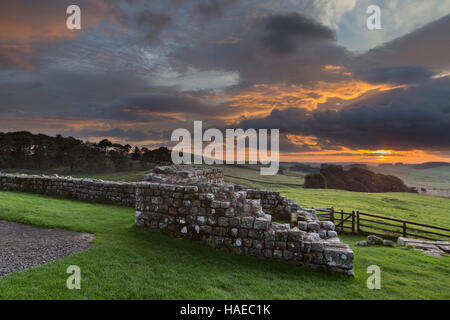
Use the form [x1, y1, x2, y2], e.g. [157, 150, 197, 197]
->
[0, 220, 94, 277]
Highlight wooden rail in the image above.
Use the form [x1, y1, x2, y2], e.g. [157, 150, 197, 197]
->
[314, 207, 450, 241]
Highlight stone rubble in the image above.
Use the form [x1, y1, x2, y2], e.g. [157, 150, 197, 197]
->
[357, 235, 395, 247]
[397, 237, 450, 257]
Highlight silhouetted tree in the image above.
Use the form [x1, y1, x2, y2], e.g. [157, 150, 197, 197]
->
[131, 146, 141, 160]
[0, 131, 172, 173]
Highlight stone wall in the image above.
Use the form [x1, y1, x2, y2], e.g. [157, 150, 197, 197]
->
[0, 173, 136, 206]
[144, 165, 224, 185]
[236, 187, 300, 220]
[135, 178, 354, 275]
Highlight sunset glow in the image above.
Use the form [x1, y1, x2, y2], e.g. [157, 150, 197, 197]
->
[0, 1, 449, 165]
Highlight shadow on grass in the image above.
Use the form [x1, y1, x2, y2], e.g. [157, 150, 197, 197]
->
[125, 226, 355, 285]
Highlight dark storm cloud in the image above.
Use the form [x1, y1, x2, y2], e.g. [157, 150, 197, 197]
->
[356, 14, 450, 72]
[0, 67, 233, 123]
[116, 8, 172, 44]
[108, 92, 234, 118]
[172, 11, 449, 87]
[172, 12, 351, 84]
[347, 14, 450, 86]
[192, 0, 237, 23]
[238, 77, 450, 151]
[258, 13, 336, 54]
[358, 65, 436, 85]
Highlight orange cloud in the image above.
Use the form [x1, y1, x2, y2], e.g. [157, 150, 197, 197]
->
[222, 80, 405, 121]
[0, 0, 118, 70]
[280, 146, 447, 164]
[0, 1, 114, 42]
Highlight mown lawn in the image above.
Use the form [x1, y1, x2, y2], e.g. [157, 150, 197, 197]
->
[0, 191, 448, 299]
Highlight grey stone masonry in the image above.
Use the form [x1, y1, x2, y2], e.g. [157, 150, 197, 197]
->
[135, 166, 354, 275]
[236, 186, 303, 220]
[144, 165, 224, 185]
[0, 173, 136, 206]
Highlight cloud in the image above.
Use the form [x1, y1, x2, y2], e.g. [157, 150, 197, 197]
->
[107, 91, 235, 119]
[358, 65, 435, 85]
[337, 0, 450, 51]
[348, 14, 450, 85]
[237, 77, 450, 151]
[172, 11, 351, 85]
[192, 0, 238, 23]
[65, 128, 163, 141]
[0, 0, 118, 70]
[358, 14, 450, 71]
[116, 8, 172, 44]
[257, 13, 336, 54]
[0, 0, 449, 157]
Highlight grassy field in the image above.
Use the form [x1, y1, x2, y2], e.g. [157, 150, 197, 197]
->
[275, 188, 450, 229]
[0, 191, 448, 299]
[372, 165, 450, 190]
[70, 170, 153, 182]
[222, 170, 450, 229]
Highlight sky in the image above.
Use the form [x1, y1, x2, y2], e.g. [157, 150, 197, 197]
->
[1, 0, 450, 164]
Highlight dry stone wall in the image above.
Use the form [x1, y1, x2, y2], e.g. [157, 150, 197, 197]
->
[144, 165, 224, 185]
[135, 167, 354, 275]
[0, 173, 136, 206]
[236, 187, 301, 220]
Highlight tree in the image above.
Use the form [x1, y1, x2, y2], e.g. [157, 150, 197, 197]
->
[131, 146, 141, 160]
[98, 139, 113, 155]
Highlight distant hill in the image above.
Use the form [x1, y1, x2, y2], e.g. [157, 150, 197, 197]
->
[412, 162, 450, 169]
[288, 163, 318, 173]
[344, 163, 368, 170]
[304, 164, 416, 193]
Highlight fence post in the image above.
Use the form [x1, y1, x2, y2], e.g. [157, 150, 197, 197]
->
[352, 211, 355, 234]
[330, 207, 334, 223]
[403, 221, 407, 237]
[341, 210, 344, 232]
[357, 211, 360, 234]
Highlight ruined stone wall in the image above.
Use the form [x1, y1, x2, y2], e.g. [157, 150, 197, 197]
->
[0, 169, 354, 275]
[144, 165, 224, 185]
[135, 181, 354, 275]
[0, 174, 136, 206]
[237, 187, 301, 220]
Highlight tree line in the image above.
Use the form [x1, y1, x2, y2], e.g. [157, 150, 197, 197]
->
[0, 131, 171, 173]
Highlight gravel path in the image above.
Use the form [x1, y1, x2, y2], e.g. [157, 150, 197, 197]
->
[0, 220, 94, 277]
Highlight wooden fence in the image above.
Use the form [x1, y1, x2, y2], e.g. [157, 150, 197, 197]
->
[314, 207, 450, 241]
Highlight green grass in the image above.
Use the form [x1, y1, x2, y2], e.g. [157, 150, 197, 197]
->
[218, 165, 305, 186]
[275, 188, 450, 229]
[372, 165, 450, 190]
[224, 171, 450, 229]
[0, 191, 448, 299]
[70, 170, 153, 182]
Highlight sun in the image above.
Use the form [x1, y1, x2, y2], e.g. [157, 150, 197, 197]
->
[374, 150, 392, 155]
